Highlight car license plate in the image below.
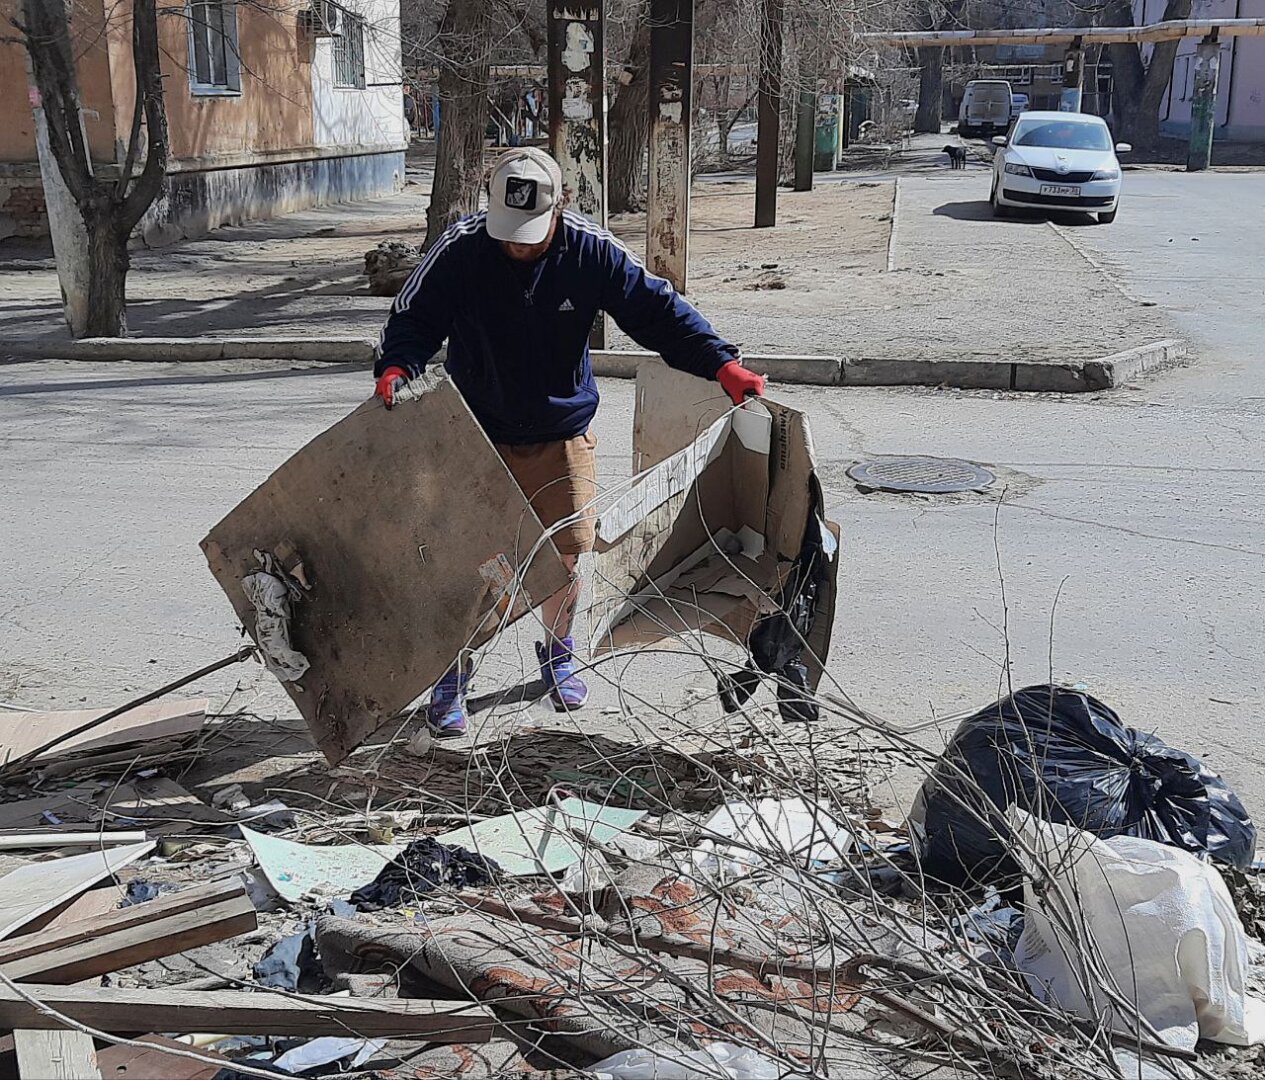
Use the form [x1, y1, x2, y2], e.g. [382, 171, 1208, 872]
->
[1040, 184, 1080, 197]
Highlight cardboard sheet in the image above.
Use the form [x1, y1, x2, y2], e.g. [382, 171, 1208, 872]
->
[592, 364, 839, 680]
[202, 380, 571, 764]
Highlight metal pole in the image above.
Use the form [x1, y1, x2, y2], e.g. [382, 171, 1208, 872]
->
[547, 1, 607, 343]
[1060, 38, 1084, 112]
[754, 0, 783, 228]
[793, 82, 815, 191]
[1187, 34, 1221, 172]
[646, 0, 694, 290]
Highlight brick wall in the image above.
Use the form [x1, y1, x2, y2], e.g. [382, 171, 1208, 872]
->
[0, 170, 48, 240]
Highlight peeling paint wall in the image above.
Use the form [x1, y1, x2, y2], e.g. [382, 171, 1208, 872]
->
[547, 4, 607, 222]
[646, 0, 693, 289]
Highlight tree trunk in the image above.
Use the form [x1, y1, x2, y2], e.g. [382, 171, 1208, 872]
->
[425, 0, 492, 247]
[1104, 0, 1191, 152]
[83, 209, 130, 337]
[913, 46, 943, 134]
[607, 8, 652, 214]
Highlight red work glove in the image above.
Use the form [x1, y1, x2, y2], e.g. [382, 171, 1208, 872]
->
[717, 360, 766, 406]
[374, 366, 408, 409]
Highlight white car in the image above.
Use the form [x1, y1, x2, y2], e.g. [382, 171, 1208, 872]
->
[990, 111, 1130, 224]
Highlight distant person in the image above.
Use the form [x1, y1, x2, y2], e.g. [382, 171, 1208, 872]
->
[372, 148, 764, 737]
[402, 89, 417, 137]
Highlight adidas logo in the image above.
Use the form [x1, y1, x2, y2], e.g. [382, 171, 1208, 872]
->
[558, 298, 575, 312]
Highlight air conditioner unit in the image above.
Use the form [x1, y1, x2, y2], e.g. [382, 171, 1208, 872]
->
[302, 0, 343, 37]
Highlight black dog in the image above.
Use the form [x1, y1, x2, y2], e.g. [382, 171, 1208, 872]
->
[942, 144, 968, 169]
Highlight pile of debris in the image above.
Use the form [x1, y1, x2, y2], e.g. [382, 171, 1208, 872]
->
[0, 677, 1263, 1078]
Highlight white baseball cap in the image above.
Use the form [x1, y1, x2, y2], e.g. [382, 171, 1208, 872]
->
[486, 148, 564, 244]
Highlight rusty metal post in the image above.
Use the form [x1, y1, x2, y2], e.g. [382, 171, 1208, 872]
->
[646, 0, 694, 290]
[547, 1, 607, 341]
[755, 0, 783, 228]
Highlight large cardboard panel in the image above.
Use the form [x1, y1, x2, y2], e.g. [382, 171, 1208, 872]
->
[202, 382, 570, 764]
[594, 365, 840, 681]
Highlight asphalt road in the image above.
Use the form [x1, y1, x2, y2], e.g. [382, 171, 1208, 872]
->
[2, 165, 1263, 821]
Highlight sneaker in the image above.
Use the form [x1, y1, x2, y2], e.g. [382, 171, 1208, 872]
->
[536, 637, 589, 712]
[428, 670, 470, 737]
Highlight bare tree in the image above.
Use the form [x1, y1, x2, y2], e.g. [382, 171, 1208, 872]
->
[14, 0, 168, 338]
[607, 2, 651, 214]
[1102, 0, 1191, 151]
[424, 0, 493, 246]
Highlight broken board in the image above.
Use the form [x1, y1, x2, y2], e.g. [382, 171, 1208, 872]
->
[202, 380, 570, 764]
[0, 842, 153, 939]
[0, 700, 207, 767]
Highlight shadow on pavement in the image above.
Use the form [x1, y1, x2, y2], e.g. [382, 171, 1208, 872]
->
[933, 200, 1101, 228]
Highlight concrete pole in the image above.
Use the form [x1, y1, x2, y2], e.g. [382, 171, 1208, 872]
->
[1060, 39, 1084, 112]
[23, 67, 91, 338]
[646, 0, 694, 291]
[547, 1, 607, 343]
[793, 83, 815, 191]
[1187, 34, 1222, 172]
[754, 0, 783, 228]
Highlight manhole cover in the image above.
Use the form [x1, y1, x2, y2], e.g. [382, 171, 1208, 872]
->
[847, 456, 995, 494]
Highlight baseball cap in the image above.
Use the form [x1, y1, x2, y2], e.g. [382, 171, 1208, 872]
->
[486, 148, 564, 244]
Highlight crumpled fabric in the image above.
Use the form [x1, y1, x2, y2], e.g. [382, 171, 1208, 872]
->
[242, 569, 309, 681]
[253, 922, 321, 992]
[349, 838, 502, 911]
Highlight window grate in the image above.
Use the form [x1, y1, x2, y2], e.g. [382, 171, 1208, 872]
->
[333, 13, 366, 89]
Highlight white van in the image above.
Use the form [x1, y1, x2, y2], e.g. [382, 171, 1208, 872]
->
[959, 81, 1013, 139]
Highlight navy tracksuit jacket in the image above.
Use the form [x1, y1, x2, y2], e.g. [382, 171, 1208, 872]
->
[375, 210, 739, 445]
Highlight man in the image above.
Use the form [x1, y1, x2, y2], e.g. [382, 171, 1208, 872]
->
[374, 147, 764, 737]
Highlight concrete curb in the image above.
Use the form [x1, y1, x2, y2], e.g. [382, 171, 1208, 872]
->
[1, 337, 1186, 392]
[591, 351, 842, 385]
[885, 178, 900, 273]
[1, 336, 377, 363]
[843, 338, 1187, 392]
[1086, 338, 1188, 387]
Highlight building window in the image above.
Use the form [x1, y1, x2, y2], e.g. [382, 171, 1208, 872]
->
[333, 13, 366, 89]
[189, 0, 241, 94]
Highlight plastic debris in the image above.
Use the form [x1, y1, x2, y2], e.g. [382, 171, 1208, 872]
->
[911, 684, 1257, 887]
[589, 1042, 789, 1079]
[692, 797, 854, 880]
[1010, 809, 1265, 1052]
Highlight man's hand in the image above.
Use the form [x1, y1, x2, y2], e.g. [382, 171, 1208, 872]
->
[374, 366, 409, 409]
[717, 360, 766, 406]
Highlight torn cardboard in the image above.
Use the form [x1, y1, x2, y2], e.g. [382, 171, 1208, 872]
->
[202, 379, 571, 764]
[592, 364, 839, 687]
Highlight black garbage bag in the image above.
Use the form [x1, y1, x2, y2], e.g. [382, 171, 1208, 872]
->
[718, 479, 836, 724]
[913, 684, 1256, 888]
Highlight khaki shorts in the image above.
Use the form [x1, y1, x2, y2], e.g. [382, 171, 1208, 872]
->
[496, 431, 598, 555]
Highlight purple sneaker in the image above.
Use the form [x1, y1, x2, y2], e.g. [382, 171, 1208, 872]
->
[536, 637, 589, 712]
[428, 670, 470, 737]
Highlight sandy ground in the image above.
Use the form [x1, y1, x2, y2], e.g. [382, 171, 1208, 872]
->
[0, 137, 1170, 368]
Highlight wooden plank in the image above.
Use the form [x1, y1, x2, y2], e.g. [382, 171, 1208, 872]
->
[13, 1029, 99, 1080]
[0, 701, 207, 766]
[0, 788, 101, 831]
[0, 985, 500, 1041]
[0, 832, 148, 850]
[0, 842, 154, 939]
[202, 382, 570, 764]
[0, 881, 256, 984]
[13, 884, 123, 938]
